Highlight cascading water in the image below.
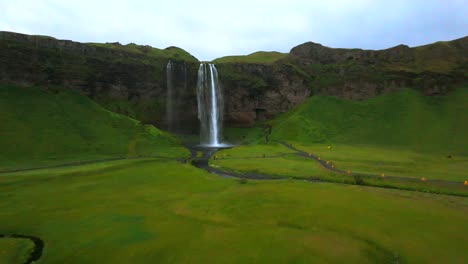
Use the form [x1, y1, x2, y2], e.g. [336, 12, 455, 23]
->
[196, 63, 224, 146]
[166, 60, 174, 132]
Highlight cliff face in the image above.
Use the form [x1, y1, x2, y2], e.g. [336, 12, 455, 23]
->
[215, 36, 467, 126]
[0, 31, 199, 133]
[216, 63, 311, 126]
[287, 37, 468, 99]
[1, 31, 467, 130]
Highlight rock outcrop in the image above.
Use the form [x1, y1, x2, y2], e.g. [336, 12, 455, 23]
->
[216, 63, 311, 126]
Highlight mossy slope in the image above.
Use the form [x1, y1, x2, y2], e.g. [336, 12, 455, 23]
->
[0, 85, 188, 170]
[270, 88, 468, 155]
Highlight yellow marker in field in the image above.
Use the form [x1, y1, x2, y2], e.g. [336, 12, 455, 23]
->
[381, 173, 385, 178]
[464, 180, 468, 186]
[421, 177, 427, 181]
[327, 146, 332, 149]
[318, 157, 321, 160]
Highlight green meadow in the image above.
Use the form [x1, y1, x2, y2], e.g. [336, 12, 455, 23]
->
[1, 158, 467, 263]
[0, 238, 34, 264]
[294, 143, 468, 182]
[1, 85, 468, 263]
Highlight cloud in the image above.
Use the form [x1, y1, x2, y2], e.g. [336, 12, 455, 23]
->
[0, 0, 466, 60]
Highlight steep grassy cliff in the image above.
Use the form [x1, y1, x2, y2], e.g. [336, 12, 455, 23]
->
[0, 84, 188, 170]
[269, 87, 468, 155]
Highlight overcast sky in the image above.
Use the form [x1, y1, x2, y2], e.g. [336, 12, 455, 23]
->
[1, 0, 467, 61]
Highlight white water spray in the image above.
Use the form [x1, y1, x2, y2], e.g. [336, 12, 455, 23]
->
[196, 63, 224, 146]
[166, 60, 173, 131]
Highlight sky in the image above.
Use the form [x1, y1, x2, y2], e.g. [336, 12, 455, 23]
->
[1, 0, 467, 61]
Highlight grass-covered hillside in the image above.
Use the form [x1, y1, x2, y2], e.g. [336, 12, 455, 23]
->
[269, 88, 468, 155]
[213, 51, 287, 64]
[0, 85, 188, 170]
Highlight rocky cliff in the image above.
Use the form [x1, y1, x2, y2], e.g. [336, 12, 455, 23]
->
[1, 31, 467, 130]
[0, 31, 199, 132]
[216, 62, 311, 127]
[215, 36, 467, 126]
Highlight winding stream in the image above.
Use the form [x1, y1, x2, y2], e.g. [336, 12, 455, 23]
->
[0, 234, 44, 264]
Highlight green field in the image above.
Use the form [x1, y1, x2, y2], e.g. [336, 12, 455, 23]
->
[1, 158, 467, 263]
[212, 143, 335, 178]
[210, 143, 468, 195]
[1, 85, 468, 263]
[294, 143, 468, 182]
[0, 238, 34, 264]
[213, 154, 335, 178]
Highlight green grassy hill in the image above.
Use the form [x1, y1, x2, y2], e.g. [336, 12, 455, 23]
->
[0, 85, 188, 170]
[213, 51, 287, 64]
[269, 88, 468, 155]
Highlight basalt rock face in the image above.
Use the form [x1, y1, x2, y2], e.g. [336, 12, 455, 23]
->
[216, 62, 311, 127]
[287, 37, 468, 99]
[2, 31, 467, 130]
[216, 36, 467, 126]
[0, 31, 199, 133]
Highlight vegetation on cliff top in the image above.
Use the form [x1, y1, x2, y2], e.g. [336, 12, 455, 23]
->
[213, 51, 287, 64]
[89, 42, 199, 63]
[391, 37, 468, 73]
[0, 84, 188, 171]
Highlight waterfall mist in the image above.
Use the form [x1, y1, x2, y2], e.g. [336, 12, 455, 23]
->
[196, 63, 225, 146]
[166, 60, 174, 132]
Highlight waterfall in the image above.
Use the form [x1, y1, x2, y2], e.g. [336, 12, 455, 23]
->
[197, 63, 224, 146]
[166, 60, 174, 132]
